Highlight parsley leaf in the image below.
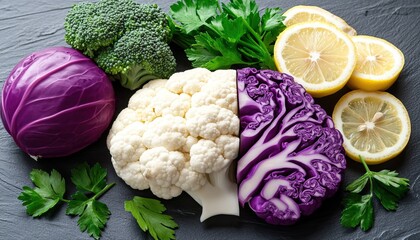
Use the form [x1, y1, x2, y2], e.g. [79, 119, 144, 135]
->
[18, 169, 66, 217]
[71, 162, 107, 194]
[125, 196, 178, 240]
[373, 170, 409, 211]
[341, 193, 374, 231]
[341, 156, 410, 231]
[170, 0, 220, 34]
[66, 163, 115, 240]
[346, 173, 369, 193]
[66, 191, 112, 240]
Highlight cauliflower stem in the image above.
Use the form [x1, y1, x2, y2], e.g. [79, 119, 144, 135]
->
[186, 164, 239, 222]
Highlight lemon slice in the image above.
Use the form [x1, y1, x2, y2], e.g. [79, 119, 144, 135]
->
[274, 22, 356, 98]
[283, 5, 357, 36]
[348, 36, 405, 91]
[332, 90, 411, 164]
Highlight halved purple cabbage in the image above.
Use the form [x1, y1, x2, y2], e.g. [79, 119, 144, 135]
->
[1, 47, 115, 158]
[236, 68, 346, 225]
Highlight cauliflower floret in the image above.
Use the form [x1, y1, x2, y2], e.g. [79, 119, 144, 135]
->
[152, 88, 191, 117]
[186, 104, 239, 140]
[191, 70, 238, 114]
[140, 147, 185, 199]
[165, 68, 210, 95]
[216, 135, 240, 160]
[149, 184, 183, 200]
[177, 161, 207, 192]
[113, 161, 149, 190]
[142, 115, 188, 151]
[142, 79, 167, 90]
[190, 139, 228, 173]
[182, 136, 198, 152]
[109, 122, 147, 167]
[107, 108, 139, 147]
[128, 80, 167, 123]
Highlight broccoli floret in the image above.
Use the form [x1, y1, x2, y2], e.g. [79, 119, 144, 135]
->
[64, 0, 176, 90]
[95, 29, 176, 90]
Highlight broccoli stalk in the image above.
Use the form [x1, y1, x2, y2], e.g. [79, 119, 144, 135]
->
[64, 0, 176, 90]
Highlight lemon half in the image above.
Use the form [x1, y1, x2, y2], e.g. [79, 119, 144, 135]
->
[274, 22, 356, 98]
[332, 90, 411, 164]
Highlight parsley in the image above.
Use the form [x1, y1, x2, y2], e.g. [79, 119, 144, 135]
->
[341, 156, 410, 231]
[18, 163, 115, 239]
[125, 196, 178, 240]
[66, 163, 115, 240]
[18, 169, 67, 217]
[169, 0, 286, 70]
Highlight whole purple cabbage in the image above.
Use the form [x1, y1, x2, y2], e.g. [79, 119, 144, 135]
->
[236, 68, 346, 225]
[1, 47, 115, 158]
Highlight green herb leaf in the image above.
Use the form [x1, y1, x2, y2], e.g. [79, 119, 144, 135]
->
[170, 0, 220, 34]
[341, 193, 374, 231]
[261, 8, 286, 32]
[71, 162, 107, 194]
[372, 170, 409, 211]
[341, 156, 410, 231]
[169, 0, 285, 70]
[18, 169, 66, 217]
[373, 170, 410, 198]
[66, 191, 90, 215]
[222, 0, 258, 22]
[67, 191, 111, 240]
[66, 184, 114, 240]
[67, 162, 115, 239]
[346, 173, 369, 193]
[186, 32, 248, 69]
[125, 196, 178, 240]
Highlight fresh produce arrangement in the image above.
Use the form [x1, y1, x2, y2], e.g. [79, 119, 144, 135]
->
[0, 0, 414, 239]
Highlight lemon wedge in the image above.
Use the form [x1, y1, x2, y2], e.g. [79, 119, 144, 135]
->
[348, 36, 405, 91]
[332, 90, 411, 164]
[274, 22, 356, 97]
[283, 5, 357, 36]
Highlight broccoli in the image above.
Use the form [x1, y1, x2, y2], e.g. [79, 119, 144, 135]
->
[64, 0, 176, 90]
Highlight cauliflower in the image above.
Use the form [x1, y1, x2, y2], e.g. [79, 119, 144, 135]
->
[107, 68, 240, 221]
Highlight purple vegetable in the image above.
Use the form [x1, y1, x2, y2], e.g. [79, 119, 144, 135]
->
[1, 47, 115, 158]
[236, 68, 346, 225]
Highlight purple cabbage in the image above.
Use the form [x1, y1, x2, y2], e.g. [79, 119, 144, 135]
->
[1, 47, 115, 158]
[236, 68, 346, 225]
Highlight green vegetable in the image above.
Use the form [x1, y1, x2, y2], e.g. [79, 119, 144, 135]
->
[169, 0, 286, 70]
[125, 196, 178, 240]
[66, 163, 115, 240]
[341, 156, 410, 231]
[18, 163, 115, 240]
[64, 0, 176, 90]
[18, 169, 67, 217]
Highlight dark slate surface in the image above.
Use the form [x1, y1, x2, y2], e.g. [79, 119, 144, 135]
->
[1, 0, 419, 239]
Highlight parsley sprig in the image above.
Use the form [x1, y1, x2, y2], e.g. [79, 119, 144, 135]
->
[18, 163, 115, 239]
[341, 156, 410, 231]
[169, 0, 286, 70]
[66, 163, 115, 239]
[125, 196, 178, 240]
[18, 169, 68, 217]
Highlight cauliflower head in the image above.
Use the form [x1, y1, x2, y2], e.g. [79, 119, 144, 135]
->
[107, 68, 240, 221]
